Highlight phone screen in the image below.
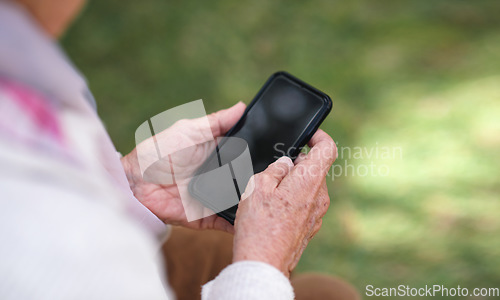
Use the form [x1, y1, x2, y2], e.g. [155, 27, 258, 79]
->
[190, 72, 331, 223]
[228, 74, 327, 173]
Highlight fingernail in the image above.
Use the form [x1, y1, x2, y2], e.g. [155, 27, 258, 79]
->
[277, 156, 294, 168]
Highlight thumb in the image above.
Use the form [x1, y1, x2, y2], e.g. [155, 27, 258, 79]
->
[208, 102, 246, 137]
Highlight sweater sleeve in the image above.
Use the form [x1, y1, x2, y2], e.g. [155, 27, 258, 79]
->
[202, 261, 294, 300]
[0, 77, 174, 300]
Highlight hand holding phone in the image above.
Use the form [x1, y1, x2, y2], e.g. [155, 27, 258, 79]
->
[190, 71, 333, 224]
[121, 102, 247, 233]
[233, 129, 336, 277]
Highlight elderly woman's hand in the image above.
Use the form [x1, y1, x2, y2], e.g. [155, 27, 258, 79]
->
[120, 102, 246, 233]
[232, 130, 337, 277]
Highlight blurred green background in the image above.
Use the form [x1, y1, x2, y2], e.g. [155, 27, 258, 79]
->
[62, 0, 500, 298]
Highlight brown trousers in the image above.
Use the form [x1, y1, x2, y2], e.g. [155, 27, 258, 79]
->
[161, 227, 360, 300]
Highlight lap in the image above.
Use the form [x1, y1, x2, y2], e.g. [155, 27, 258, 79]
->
[162, 226, 360, 300]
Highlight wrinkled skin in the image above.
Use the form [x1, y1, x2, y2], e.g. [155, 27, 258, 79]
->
[121, 102, 337, 276]
[233, 130, 336, 277]
[19, 0, 339, 280]
[121, 102, 247, 233]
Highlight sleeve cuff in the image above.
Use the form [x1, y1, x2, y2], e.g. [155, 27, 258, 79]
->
[202, 261, 294, 300]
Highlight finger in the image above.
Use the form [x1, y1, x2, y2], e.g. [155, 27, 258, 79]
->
[208, 102, 247, 137]
[293, 130, 335, 165]
[310, 218, 323, 238]
[288, 130, 337, 184]
[307, 129, 335, 150]
[199, 214, 235, 234]
[214, 217, 235, 234]
[318, 179, 330, 216]
[294, 151, 307, 165]
[240, 175, 255, 201]
[260, 156, 294, 188]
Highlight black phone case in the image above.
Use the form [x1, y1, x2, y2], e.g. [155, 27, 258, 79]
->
[188, 71, 332, 225]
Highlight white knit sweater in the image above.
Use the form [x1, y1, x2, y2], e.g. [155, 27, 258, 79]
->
[0, 2, 293, 299]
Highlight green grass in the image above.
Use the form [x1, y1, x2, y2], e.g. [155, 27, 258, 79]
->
[62, 0, 500, 298]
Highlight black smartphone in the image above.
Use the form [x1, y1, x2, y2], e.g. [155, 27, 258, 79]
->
[189, 71, 332, 224]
